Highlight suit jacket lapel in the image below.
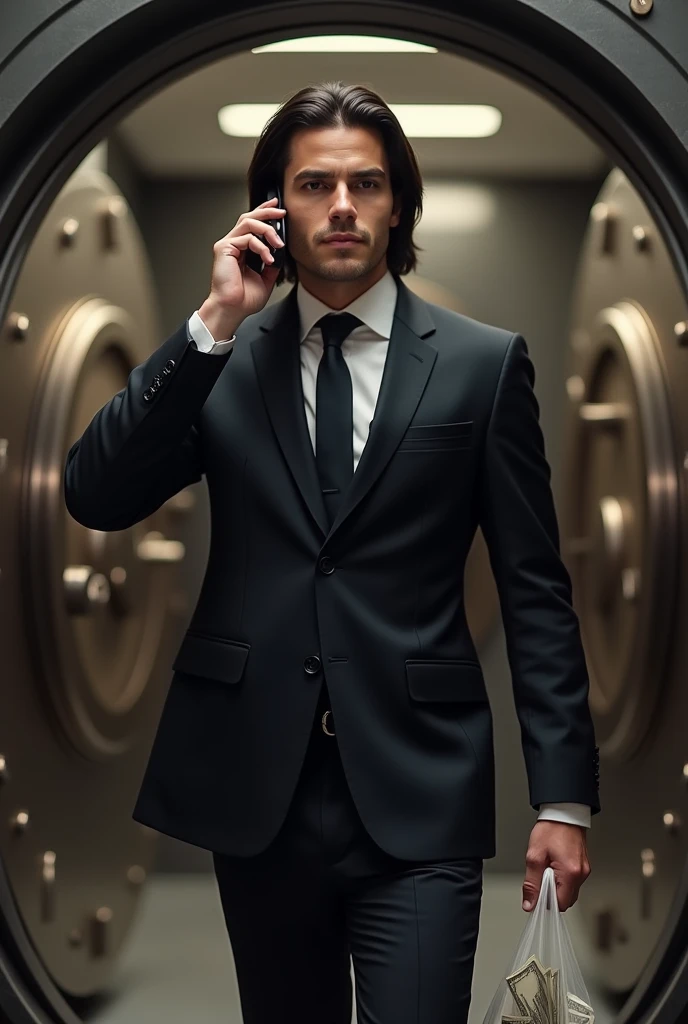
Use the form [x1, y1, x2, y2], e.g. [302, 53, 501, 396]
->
[250, 277, 438, 541]
[327, 280, 437, 541]
[251, 285, 330, 535]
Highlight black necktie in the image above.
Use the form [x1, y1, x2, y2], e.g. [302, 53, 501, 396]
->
[315, 312, 364, 527]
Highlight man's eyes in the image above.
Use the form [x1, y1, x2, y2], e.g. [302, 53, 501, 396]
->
[303, 181, 379, 190]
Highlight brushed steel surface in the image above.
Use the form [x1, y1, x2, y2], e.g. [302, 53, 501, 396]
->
[563, 169, 688, 994]
[0, 165, 196, 998]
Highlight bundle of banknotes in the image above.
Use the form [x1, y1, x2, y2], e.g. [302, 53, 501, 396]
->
[502, 954, 595, 1024]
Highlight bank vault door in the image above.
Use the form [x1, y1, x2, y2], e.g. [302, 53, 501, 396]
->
[0, 1, 688, 1018]
[0, 165, 197, 1007]
[564, 169, 688, 1015]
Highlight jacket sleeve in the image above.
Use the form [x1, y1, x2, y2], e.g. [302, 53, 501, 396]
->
[64, 319, 233, 531]
[478, 332, 600, 815]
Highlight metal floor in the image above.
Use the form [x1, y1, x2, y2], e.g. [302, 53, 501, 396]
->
[81, 872, 617, 1024]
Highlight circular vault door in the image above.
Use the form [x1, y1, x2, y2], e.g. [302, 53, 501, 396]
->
[0, 164, 196, 1000]
[562, 169, 688, 1005]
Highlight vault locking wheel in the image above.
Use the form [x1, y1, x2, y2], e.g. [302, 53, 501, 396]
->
[0, 166, 194, 1000]
[564, 169, 688, 1001]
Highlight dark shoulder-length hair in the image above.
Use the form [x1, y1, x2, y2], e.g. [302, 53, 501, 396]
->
[246, 80, 425, 286]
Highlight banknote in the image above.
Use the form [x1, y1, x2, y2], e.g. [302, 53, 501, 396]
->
[506, 956, 553, 1024]
[543, 968, 559, 1024]
[504, 957, 594, 1024]
[566, 993, 594, 1019]
[549, 969, 559, 1024]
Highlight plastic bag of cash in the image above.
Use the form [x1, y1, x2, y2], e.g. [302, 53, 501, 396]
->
[482, 866, 594, 1024]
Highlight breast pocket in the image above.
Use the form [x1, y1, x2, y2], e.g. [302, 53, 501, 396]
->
[396, 420, 473, 453]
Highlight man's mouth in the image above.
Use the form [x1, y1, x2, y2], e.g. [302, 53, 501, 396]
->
[323, 238, 362, 247]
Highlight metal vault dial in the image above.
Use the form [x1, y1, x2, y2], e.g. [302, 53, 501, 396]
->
[63, 564, 112, 613]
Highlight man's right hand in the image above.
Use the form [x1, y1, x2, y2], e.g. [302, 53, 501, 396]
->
[198, 197, 286, 340]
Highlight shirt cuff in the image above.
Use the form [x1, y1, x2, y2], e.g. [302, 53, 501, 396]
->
[188, 310, 236, 354]
[537, 802, 591, 829]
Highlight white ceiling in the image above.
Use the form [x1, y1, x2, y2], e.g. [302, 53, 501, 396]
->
[115, 41, 610, 181]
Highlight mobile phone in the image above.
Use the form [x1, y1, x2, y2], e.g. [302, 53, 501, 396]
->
[245, 185, 287, 274]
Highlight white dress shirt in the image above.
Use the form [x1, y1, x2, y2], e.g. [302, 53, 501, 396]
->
[187, 270, 591, 829]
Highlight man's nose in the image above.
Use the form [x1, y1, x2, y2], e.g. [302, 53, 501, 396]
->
[331, 187, 356, 211]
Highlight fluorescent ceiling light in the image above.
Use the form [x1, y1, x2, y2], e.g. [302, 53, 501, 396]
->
[219, 104, 502, 139]
[252, 36, 437, 53]
[391, 105, 501, 138]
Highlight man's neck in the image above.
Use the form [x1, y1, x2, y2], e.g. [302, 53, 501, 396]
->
[297, 263, 388, 310]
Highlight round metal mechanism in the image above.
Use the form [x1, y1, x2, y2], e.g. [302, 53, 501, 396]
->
[23, 294, 186, 754]
[0, 164, 196, 1000]
[563, 169, 688, 996]
[564, 298, 677, 757]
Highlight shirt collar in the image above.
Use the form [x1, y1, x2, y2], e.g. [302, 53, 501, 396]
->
[296, 268, 398, 343]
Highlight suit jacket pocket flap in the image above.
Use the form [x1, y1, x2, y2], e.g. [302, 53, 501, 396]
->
[404, 420, 472, 439]
[172, 631, 250, 684]
[405, 659, 488, 702]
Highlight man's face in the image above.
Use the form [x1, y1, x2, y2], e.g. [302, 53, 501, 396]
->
[282, 125, 401, 285]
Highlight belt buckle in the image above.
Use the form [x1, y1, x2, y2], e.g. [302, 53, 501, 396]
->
[321, 709, 335, 736]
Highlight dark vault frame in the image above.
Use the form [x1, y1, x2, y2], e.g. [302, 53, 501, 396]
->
[0, 2, 687, 1023]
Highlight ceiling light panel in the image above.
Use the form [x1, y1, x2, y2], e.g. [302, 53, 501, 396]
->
[219, 104, 502, 139]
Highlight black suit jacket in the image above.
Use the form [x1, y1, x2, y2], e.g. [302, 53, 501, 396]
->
[64, 276, 600, 860]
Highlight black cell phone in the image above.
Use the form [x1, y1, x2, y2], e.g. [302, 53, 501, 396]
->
[245, 185, 287, 274]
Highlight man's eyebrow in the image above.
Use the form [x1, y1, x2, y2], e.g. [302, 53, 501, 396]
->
[292, 167, 387, 182]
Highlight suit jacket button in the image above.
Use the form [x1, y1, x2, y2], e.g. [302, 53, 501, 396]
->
[304, 655, 321, 675]
[319, 556, 335, 574]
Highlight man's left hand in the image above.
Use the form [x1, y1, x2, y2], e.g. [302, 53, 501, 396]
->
[522, 821, 590, 913]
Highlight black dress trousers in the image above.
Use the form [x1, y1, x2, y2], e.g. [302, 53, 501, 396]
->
[212, 684, 484, 1024]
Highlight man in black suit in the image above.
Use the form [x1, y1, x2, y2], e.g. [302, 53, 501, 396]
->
[64, 81, 599, 1024]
